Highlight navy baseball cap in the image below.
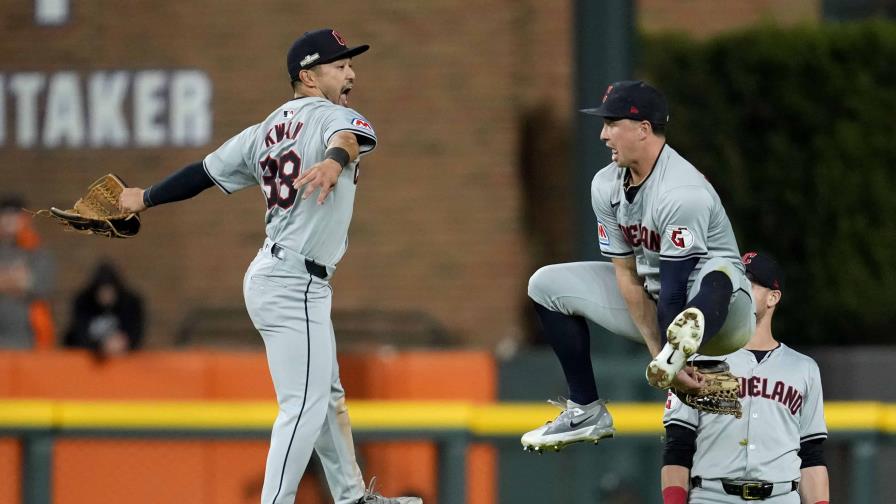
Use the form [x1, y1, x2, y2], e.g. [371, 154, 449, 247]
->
[581, 80, 669, 125]
[287, 29, 369, 81]
[742, 251, 785, 291]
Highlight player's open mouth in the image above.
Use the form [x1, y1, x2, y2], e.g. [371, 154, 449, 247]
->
[339, 87, 352, 106]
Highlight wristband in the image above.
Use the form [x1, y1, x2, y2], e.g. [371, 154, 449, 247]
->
[662, 486, 687, 504]
[814, 501, 829, 504]
[325, 146, 351, 168]
[143, 187, 155, 208]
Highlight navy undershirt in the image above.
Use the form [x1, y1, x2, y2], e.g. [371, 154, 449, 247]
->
[749, 349, 770, 362]
[748, 343, 781, 363]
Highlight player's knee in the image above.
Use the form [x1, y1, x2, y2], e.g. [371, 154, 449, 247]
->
[702, 257, 739, 284]
[700, 270, 733, 294]
[527, 265, 560, 304]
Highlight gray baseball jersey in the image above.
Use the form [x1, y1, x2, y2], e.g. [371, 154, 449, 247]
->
[203, 96, 376, 504]
[663, 344, 828, 482]
[592, 145, 743, 297]
[204, 96, 377, 267]
[528, 144, 754, 355]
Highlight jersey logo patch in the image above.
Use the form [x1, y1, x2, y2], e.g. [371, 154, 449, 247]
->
[352, 118, 372, 131]
[666, 225, 694, 250]
[597, 221, 610, 246]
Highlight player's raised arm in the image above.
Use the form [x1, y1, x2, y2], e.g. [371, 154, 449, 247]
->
[293, 130, 360, 205]
[119, 120, 261, 214]
[119, 161, 214, 213]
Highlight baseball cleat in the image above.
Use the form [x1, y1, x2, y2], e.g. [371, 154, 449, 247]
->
[520, 399, 615, 453]
[356, 477, 423, 504]
[646, 344, 687, 389]
[666, 307, 705, 356]
[646, 307, 705, 389]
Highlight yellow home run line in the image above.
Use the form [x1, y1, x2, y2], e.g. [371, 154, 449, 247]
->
[0, 400, 894, 434]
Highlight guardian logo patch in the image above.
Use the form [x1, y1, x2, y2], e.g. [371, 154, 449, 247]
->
[666, 225, 694, 250]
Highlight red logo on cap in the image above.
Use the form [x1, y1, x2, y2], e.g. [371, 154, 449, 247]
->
[630, 105, 639, 114]
[741, 251, 757, 265]
[602, 85, 613, 103]
[332, 30, 347, 46]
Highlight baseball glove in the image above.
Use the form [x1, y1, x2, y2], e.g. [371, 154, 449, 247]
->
[674, 360, 742, 418]
[34, 174, 140, 238]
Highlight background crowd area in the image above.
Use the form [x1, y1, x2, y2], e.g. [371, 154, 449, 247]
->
[1, 0, 895, 503]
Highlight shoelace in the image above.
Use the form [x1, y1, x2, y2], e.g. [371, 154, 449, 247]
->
[544, 397, 573, 425]
[360, 476, 385, 502]
[546, 398, 567, 409]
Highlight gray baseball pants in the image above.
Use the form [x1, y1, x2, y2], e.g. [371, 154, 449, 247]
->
[528, 257, 755, 355]
[244, 241, 365, 504]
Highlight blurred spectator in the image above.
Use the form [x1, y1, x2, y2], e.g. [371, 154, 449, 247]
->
[64, 261, 145, 358]
[0, 195, 56, 349]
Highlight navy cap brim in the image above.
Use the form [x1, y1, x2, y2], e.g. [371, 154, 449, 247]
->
[580, 107, 609, 116]
[309, 44, 370, 68]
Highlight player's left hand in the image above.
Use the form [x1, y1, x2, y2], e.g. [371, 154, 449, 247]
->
[119, 187, 147, 213]
[672, 366, 705, 393]
[293, 160, 342, 205]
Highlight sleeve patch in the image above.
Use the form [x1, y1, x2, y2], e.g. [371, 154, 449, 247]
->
[666, 225, 694, 250]
[352, 117, 373, 131]
[598, 221, 610, 246]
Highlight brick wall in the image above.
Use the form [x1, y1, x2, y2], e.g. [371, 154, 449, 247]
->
[0, 0, 817, 349]
[1, 0, 566, 349]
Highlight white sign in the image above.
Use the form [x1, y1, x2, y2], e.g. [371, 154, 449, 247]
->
[1, 70, 213, 149]
[35, 0, 69, 25]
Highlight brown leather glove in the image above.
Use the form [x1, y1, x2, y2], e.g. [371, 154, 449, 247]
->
[35, 174, 140, 238]
[674, 359, 742, 418]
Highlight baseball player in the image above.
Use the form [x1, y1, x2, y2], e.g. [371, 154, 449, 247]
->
[118, 29, 421, 504]
[522, 80, 754, 452]
[661, 251, 829, 503]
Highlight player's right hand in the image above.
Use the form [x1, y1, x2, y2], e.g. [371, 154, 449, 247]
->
[672, 367, 705, 393]
[119, 187, 147, 213]
[293, 160, 342, 205]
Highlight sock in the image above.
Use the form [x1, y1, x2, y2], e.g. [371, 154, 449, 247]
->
[685, 271, 733, 343]
[532, 301, 599, 404]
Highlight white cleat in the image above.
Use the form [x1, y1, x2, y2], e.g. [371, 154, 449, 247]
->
[646, 308, 705, 389]
[667, 307, 705, 356]
[646, 343, 688, 389]
[520, 399, 615, 453]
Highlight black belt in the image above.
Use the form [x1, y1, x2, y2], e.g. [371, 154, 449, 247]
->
[691, 476, 799, 501]
[270, 243, 327, 279]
